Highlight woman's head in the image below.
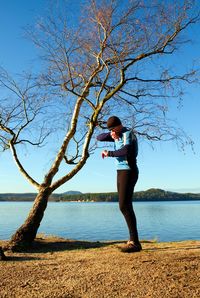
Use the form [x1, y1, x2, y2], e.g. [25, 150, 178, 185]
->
[107, 116, 123, 140]
[107, 116, 122, 130]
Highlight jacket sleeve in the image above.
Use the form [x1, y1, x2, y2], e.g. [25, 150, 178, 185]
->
[108, 144, 130, 157]
[96, 132, 114, 142]
[108, 130, 137, 158]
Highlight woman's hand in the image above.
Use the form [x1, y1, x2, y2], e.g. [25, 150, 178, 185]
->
[102, 150, 108, 159]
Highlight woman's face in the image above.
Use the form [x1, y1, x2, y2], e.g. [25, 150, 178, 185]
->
[110, 125, 123, 140]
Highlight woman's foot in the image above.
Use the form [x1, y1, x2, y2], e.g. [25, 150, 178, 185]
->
[120, 241, 142, 253]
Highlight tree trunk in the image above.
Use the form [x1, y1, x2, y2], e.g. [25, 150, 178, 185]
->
[7, 187, 52, 251]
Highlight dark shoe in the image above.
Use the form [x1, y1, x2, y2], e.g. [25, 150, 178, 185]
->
[121, 241, 142, 253]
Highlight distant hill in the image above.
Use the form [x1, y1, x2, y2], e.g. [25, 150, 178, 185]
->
[63, 191, 82, 195]
[0, 188, 199, 202]
[134, 188, 200, 201]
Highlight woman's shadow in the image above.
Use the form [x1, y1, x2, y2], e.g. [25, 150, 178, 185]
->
[0, 237, 121, 261]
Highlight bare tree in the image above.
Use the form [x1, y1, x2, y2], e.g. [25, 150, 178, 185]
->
[0, 0, 199, 250]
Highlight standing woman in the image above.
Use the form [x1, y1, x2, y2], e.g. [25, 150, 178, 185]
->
[97, 116, 142, 253]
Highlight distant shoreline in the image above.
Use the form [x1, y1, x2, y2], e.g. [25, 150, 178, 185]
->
[0, 188, 200, 202]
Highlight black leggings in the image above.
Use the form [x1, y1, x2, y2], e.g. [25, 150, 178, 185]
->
[117, 169, 139, 243]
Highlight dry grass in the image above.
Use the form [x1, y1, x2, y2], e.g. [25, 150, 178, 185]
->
[0, 237, 200, 298]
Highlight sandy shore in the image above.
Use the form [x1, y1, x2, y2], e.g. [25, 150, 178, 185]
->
[0, 237, 200, 298]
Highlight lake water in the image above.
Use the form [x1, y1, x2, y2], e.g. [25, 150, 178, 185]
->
[0, 201, 200, 242]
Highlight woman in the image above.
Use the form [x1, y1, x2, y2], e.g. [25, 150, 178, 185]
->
[97, 116, 142, 253]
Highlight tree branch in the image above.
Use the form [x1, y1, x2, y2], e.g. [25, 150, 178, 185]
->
[9, 140, 40, 189]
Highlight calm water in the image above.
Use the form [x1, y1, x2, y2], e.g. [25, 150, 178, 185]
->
[0, 201, 200, 242]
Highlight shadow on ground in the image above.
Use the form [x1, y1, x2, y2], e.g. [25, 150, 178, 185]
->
[2, 238, 199, 258]
[29, 238, 122, 253]
[0, 237, 155, 257]
[21, 238, 158, 253]
[0, 238, 121, 261]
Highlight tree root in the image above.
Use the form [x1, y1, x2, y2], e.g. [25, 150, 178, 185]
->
[0, 246, 7, 261]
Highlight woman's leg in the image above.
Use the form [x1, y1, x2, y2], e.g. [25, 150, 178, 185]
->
[117, 169, 140, 244]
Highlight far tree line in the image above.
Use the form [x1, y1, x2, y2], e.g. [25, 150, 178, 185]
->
[1, 189, 200, 202]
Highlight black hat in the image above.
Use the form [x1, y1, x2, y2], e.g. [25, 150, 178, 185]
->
[107, 116, 121, 130]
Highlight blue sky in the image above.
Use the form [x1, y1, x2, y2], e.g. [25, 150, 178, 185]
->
[0, 0, 200, 194]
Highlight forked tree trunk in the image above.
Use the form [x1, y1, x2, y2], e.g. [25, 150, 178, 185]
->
[7, 187, 52, 251]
